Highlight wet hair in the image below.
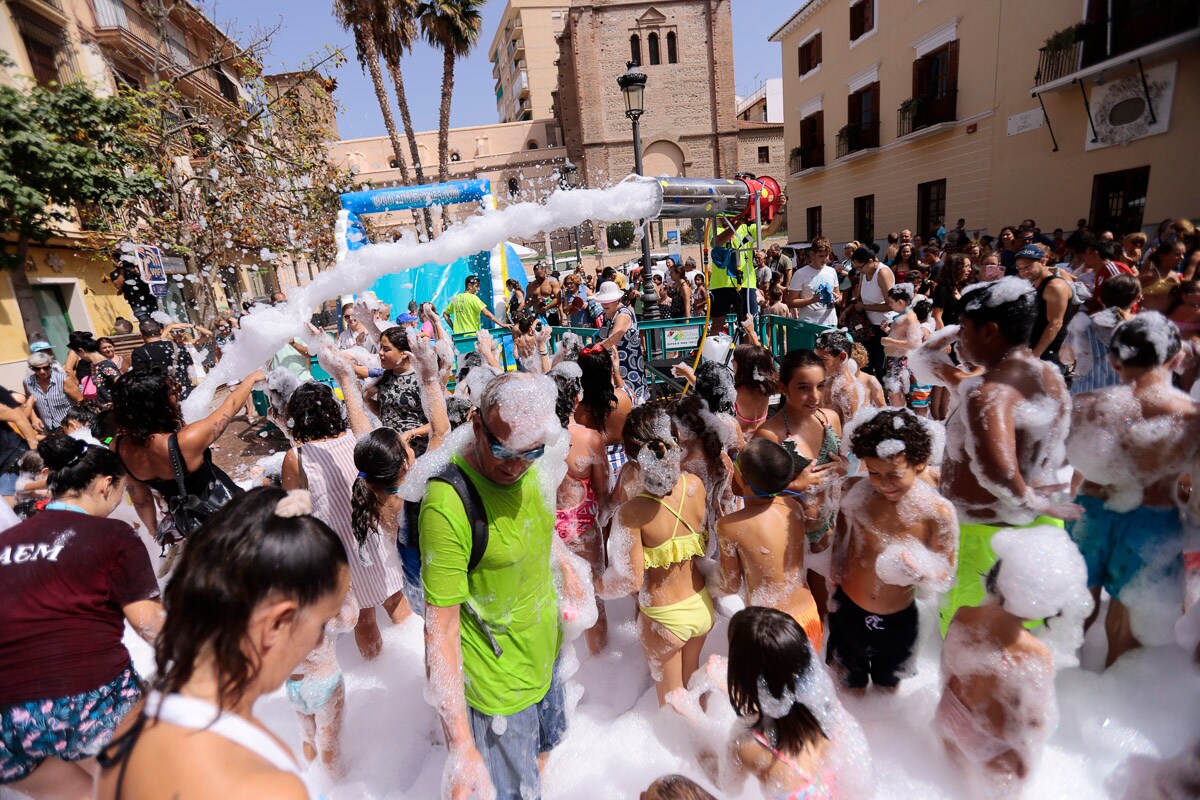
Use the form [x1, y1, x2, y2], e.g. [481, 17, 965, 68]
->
[112, 367, 184, 444]
[849, 408, 932, 465]
[92, 408, 118, 443]
[139, 319, 164, 338]
[778, 348, 826, 385]
[672, 394, 724, 469]
[154, 487, 348, 711]
[913, 298, 932, 323]
[814, 330, 852, 358]
[445, 396, 473, 429]
[888, 284, 913, 304]
[37, 433, 127, 496]
[622, 401, 677, 461]
[551, 370, 581, 428]
[727, 606, 828, 756]
[285, 382, 346, 444]
[737, 438, 795, 496]
[1108, 313, 1181, 368]
[351, 427, 408, 551]
[641, 775, 718, 800]
[380, 326, 411, 353]
[1098, 273, 1141, 310]
[578, 346, 617, 432]
[694, 360, 734, 414]
[68, 330, 101, 353]
[957, 279, 1037, 346]
[733, 344, 776, 397]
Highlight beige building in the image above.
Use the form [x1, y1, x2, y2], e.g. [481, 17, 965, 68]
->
[770, 0, 1200, 246]
[488, 0, 568, 123]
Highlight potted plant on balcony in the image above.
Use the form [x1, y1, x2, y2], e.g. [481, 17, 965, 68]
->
[899, 96, 922, 116]
[1042, 23, 1086, 53]
[836, 123, 854, 140]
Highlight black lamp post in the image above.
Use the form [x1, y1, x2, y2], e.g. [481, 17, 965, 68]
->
[561, 158, 583, 267]
[617, 61, 653, 282]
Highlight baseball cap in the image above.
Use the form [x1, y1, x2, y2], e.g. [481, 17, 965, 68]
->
[1015, 244, 1045, 261]
[396, 312, 419, 325]
[29, 341, 53, 353]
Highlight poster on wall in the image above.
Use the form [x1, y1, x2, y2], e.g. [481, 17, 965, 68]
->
[134, 244, 169, 297]
[1085, 61, 1176, 151]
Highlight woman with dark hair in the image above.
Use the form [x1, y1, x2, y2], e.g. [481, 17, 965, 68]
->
[364, 326, 431, 456]
[0, 434, 161, 800]
[598, 403, 712, 706]
[505, 278, 525, 325]
[732, 343, 776, 437]
[888, 242, 918, 280]
[96, 487, 350, 800]
[97, 336, 129, 374]
[67, 331, 123, 407]
[724, 606, 834, 799]
[575, 344, 635, 483]
[1139, 240, 1186, 314]
[110, 366, 263, 541]
[668, 260, 692, 320]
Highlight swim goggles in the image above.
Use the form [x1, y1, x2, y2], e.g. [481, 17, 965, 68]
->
[732, 459, 810, 501]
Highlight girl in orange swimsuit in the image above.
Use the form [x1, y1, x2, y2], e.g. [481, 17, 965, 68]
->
[598, 403, 712, 706]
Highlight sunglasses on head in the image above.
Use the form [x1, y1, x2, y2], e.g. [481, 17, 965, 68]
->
[478, 412, 545, 461]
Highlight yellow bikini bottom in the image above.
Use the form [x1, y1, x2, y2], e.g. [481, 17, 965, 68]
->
[640, 588, 715, 641]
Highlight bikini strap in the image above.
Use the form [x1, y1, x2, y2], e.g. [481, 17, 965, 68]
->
[635, 477, 698, 540]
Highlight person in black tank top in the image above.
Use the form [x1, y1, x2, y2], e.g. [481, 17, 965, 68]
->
[1015, 244, 1076, 370]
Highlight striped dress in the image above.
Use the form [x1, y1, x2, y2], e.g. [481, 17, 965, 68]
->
[297, 432, 404, 608]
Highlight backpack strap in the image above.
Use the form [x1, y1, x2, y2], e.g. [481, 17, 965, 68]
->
[435, 462, 489, 571]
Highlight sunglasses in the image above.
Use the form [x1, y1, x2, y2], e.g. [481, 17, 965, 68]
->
[479, 412, 545, 461]
[31, 366, 51, 372]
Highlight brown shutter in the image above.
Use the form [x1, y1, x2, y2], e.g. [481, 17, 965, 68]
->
[815, 110, 824, 160]
[864, 0, 874, 33]
[848, 92, 857, 127]
[947, 39, 960, 94]
[814, 32, 822, 66]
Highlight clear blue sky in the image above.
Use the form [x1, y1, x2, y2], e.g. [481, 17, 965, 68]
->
[203, 0, 795, 141]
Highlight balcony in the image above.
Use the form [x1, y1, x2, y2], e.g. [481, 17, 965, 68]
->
[897, 90, 958, 138]
[511, 37, 525, 60]
[836, 120, 879, 158]
[93, 0, 194, 67]
[788, 143, 824, 175]
[511, 17, 523, 38]
[11, 0, 68, 25]
[1033, 0, 1200, 90]
[515, 69, 529, 97]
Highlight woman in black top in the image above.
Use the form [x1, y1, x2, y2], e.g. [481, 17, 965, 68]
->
[67, 331, 122, 407]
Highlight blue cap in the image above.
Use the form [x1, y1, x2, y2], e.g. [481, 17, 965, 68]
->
[28, 341, 53, 353]
[396, 313, 419, 325]
[1015, 244, 1045, 261]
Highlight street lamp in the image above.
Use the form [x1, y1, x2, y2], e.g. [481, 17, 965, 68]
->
[560, 158, 583, 266]
[617, 61, 653, 297]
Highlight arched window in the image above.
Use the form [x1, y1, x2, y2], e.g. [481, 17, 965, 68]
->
[648, 32, 660, 65]
[667, 31, 678, 64]
[388, 158, 398, 169]
[450, 150, 461, 162]
[527, 141, 539, 150]
[629, 34, 640, 65]
[507, 177, 519, 197]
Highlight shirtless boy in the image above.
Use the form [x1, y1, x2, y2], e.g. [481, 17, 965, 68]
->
[829, 408, 957, 693]
[879, 285, 923, 408]
[717, 438, 823, 652]
[813, 330, 883, 427]
[525, 262, 563, 326]
[1066, 313, 1200, 667]
[914, 277, 1080, 633]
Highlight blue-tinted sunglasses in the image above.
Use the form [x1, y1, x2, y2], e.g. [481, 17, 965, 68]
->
[479, 413, 545, 461]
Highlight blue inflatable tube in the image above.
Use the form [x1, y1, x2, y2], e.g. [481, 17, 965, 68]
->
[340, 180, 492, 215]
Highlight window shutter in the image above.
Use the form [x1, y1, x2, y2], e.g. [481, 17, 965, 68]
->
[947, 39, 960, 93]
[814, 32, 822, 65]
[863, 0, 874, 34]
[913, 54, 923, 97]
[815, 110, 824, 157]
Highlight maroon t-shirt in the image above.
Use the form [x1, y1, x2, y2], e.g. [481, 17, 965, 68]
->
[0, 510, 159, 705]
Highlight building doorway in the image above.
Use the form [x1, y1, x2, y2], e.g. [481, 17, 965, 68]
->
[32, 285, 73, 363]
[1090, 166, 1150, 236]
[917, 179, 946, 242]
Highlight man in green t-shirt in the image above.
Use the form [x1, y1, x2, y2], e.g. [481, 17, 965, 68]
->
[419, 372, 574, 800]
[442, 275, 509, 335]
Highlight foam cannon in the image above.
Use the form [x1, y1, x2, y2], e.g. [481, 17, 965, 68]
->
[649, 175, 783, 224]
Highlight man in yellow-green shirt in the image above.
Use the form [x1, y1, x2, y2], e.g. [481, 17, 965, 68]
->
[419, 373, 579, 800]
[708, 194, 788, 334]
[442, 274, 509, 335]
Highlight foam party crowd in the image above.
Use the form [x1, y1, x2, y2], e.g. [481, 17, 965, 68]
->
[2, 208, 1200, 800]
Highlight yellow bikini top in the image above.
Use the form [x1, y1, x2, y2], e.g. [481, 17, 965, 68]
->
[638, 477, 708, 570]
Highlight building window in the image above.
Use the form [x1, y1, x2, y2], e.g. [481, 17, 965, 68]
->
[527, 141, 539, 150]
[794, 111, 824, 172]
[901, 40, 959, 136]
[854, 195, 875, 244]
[13, 13, 77, 88]
[508, 177, 520, 197]
[757, 146, 770, 164]
[798, 33, 822, 76]
[1090, 166, 1150, 236]
[838, 82, 880, 157]
[389, 158, 398, 169]
[450, 150, 461, 162]
[807, 206, 823, 240]
[667, 31, 677, 64]
[648, 32, 660, 65]
[850, 0, 875, 42]
[630, 34, 641, 65]
[213, 68, 240, 105]
[917, 179, 947, 242]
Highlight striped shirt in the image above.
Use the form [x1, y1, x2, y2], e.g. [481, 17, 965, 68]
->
[23, 370, 74, 431]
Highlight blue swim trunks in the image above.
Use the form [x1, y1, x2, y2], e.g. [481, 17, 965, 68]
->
[0, 663, 142, 784]
[285, 672, 344, 717]
[1067, 494, 1185, 600]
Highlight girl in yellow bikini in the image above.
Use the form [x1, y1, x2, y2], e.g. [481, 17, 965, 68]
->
[598, 403, 713, 706]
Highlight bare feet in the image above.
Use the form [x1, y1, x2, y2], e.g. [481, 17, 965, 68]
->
[354, 610, 383, 660]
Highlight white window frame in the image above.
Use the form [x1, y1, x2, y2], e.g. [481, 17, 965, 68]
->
[849, 0, 878, 50]
[798, 28, 822, 80]
[799, 95, 823, 120]
[845, 62, 880, 93]
[912, 17, 960, 58]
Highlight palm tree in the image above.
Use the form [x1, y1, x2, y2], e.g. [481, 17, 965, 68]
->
[377, 0, 435, 239]
[332, 0, 411, 186]
[417, 0, 485, 229]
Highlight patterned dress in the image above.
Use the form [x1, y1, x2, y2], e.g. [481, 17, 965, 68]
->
[298, 432, 404, 608]
[601, 306, 646, 403]
[376, 369, 429, 455]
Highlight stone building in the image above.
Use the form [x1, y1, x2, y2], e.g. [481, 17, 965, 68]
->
[769, 0, 1200, 246]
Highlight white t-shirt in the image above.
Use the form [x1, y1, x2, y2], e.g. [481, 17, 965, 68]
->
[788, 265, 839, 325]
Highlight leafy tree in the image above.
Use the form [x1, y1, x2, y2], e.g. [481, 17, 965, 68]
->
[607, 221, 636, 249]
[0, 58, 156, 341]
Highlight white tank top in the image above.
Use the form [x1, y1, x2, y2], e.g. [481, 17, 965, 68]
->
[146, 692, 308, 792]
[860, 264, 891, 325]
